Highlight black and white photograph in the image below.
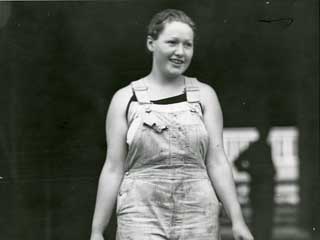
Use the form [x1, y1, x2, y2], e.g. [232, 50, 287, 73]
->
[0, 1, 318, 240]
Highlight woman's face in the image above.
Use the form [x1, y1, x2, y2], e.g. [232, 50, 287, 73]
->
[148, 21, 194, 78]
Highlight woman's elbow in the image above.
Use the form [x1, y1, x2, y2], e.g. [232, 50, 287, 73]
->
[100, 157, 125, 178]
[206, 153, 231, 171]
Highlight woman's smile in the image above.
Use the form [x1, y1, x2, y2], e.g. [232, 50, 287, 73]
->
[170, 58, 185, 66]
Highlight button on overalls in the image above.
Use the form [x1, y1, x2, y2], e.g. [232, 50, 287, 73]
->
[116, 77, 221, 240]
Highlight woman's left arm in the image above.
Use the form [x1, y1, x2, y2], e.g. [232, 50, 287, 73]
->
[200, 83, 253, 240]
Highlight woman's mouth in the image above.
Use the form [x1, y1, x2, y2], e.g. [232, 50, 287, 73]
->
[170, 58, 184, 66]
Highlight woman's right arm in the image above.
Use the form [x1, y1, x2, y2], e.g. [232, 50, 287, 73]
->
[90, 87, 132, 240]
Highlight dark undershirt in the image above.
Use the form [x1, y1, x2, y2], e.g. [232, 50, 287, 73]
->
[125, 91, 203, 117]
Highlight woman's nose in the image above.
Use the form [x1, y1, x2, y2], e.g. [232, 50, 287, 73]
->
[174, 44, 184, 55]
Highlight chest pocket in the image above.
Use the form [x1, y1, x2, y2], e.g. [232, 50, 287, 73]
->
[142, 113, 168, 133]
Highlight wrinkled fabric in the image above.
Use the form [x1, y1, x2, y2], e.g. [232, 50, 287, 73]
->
[116, 78, 221, 240]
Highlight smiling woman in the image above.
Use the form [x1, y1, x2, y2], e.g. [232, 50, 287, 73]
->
[147, 21, 194, 80]
[90, 9, 253, 240]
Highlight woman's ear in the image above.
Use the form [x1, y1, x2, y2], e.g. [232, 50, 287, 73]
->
[146, 36, 155, 52]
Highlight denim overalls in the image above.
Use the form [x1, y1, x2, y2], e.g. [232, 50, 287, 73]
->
[116, 77, 220, 240]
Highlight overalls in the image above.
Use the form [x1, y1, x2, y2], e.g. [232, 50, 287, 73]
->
[116, 77, 220, 240]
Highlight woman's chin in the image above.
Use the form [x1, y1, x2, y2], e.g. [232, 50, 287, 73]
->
[165, 68, 186, 78]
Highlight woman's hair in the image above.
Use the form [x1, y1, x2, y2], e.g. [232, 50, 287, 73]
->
[147, 9, 196, 40]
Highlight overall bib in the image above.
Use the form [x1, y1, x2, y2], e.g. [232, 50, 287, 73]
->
[116, 77, 220, 240]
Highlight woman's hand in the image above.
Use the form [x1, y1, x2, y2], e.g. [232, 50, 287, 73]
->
[90, 232, 104, 240]
[232, 221, 254, 240]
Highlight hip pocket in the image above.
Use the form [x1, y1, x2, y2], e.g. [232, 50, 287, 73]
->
[116, 178, 135, 215]
[205, 178, 220, 206]
[187, 179, 220, 207]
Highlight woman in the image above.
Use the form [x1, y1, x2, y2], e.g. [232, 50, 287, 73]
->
[90, 9, 253, 240]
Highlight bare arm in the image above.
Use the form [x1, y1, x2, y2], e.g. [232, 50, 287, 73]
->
[200, 83, 253, 240]
[90, 86, 132, 239]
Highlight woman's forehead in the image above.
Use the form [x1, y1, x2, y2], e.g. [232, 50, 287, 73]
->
[159, 21, 194, 39]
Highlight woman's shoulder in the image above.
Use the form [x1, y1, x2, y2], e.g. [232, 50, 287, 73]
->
[113, 76, 147, 98]
[190, 78, 220, 111]
[187, 77, 218, 98]
[114, 84, 133, 98]
[112, 85, 132, 103]
[108, 85, 134, 115]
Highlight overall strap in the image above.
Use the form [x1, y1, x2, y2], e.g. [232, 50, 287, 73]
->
[131, 79, 151, 104]
[185, 77, 200, 103]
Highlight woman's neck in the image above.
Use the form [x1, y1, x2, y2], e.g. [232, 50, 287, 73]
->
[144, 71, 186, 99]
[147, 69, 184, 87]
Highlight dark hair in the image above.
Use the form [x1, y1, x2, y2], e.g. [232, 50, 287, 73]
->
[147, 9, 196, 40]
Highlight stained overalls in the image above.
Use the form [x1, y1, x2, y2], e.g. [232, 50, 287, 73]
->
[116, 77, 220, 240]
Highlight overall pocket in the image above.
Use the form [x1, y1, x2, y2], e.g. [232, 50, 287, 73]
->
[205, 178, 220, 207]
[116, 177, 135, 215]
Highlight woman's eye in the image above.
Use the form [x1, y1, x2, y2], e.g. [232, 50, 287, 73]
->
[184, 42, 193, 48]
[167, 40, 177, 45]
